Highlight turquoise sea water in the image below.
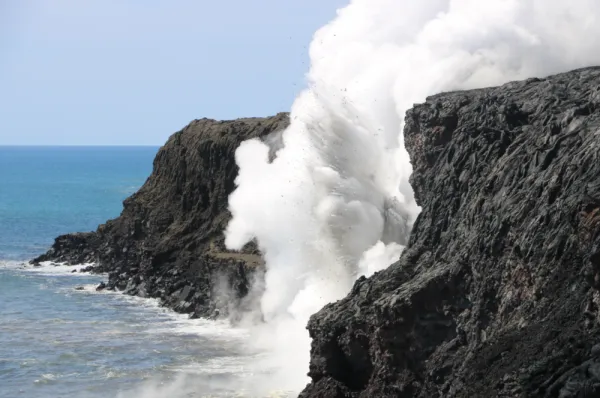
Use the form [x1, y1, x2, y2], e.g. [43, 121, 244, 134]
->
[0, 147, 267, 398]
[0, 146, 156, 260]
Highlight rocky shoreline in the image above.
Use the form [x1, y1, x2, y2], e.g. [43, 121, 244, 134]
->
[33, 113, 289, 319]
[35, 67, 600, 397]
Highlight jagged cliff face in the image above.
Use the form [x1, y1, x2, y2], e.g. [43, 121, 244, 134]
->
[35, 113, 289, 318]
[35, 68, 600, 396]
[300, 68, 600, 397]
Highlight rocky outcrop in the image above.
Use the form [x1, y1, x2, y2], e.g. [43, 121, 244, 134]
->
[301, 67, 600, 397]
[33, 232, 99, 265]
[34, 113, 289, 318]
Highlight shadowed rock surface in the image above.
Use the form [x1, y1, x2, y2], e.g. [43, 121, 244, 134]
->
[34, 232, 100, 265]
[301, 67, 600, 397]
[33, 113, 289, 318]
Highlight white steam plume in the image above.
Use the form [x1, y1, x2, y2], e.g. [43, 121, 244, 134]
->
[225, 0, 600, 393]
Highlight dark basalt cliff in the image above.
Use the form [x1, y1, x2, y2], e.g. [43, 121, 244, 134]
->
[301, 67, 600, 397]
[34, 113, 289, 318]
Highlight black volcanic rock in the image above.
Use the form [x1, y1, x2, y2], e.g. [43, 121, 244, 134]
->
[33, 113, 289, 318]
[33, 232, 99, 265]
[301, 67, 600, 397]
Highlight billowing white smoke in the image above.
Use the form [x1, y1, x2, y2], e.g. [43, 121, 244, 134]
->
[225, 0, 600, 392]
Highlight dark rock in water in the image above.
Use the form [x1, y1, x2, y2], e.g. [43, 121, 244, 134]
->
[74, 286, 85, 291]
[96, 282, 106, 292]
[31, 232, 99, 266]
[301, 67, 600, 397]
[71, 269, 77, 273]
[79, 265, 96, 273]
[33, 113, 289, 318]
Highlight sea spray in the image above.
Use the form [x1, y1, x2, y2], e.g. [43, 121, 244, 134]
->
[225, 0, 600, 393]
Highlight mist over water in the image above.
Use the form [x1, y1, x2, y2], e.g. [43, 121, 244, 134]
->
[4, 2, 600, 397]
[225, 0, 600, 392]
[0, 262, 271, 398]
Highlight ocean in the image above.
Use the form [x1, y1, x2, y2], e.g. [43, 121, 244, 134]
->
[0, 147, 272, 398]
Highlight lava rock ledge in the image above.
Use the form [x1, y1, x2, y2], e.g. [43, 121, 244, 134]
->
[300, 67, 600, 397]
[33, 113, 289, 319]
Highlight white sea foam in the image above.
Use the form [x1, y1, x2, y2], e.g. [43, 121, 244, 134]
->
[0, 260, 28, 269]
[89, 292, 287, 397]
[65, 278, 249, 344]
[20, 261, 100, 276]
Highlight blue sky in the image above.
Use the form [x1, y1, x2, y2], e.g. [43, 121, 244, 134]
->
[0, 1, 347, 145]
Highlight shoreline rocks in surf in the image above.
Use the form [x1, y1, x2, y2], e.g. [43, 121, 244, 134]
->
[33, 66, 600, 396]
[32, 113, 289, 319]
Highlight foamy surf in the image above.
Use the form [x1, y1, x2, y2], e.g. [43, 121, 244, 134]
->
[65, 280, 297, 397]
[1, 261, 277, 398]
[76, 286, 250, 339]
[22, 261, 100, 276]
[0, 259, 28, 269]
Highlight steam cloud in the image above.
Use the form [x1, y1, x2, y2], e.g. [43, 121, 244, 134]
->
[225, 0, 600, 393]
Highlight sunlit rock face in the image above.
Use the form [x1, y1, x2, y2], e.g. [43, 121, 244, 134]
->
[302, 67, 600, 398]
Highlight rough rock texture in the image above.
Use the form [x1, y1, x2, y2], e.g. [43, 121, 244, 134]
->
[33, 113, 289, 318]
[301, 67, 600, 397]
[33, 232, 100, 266]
